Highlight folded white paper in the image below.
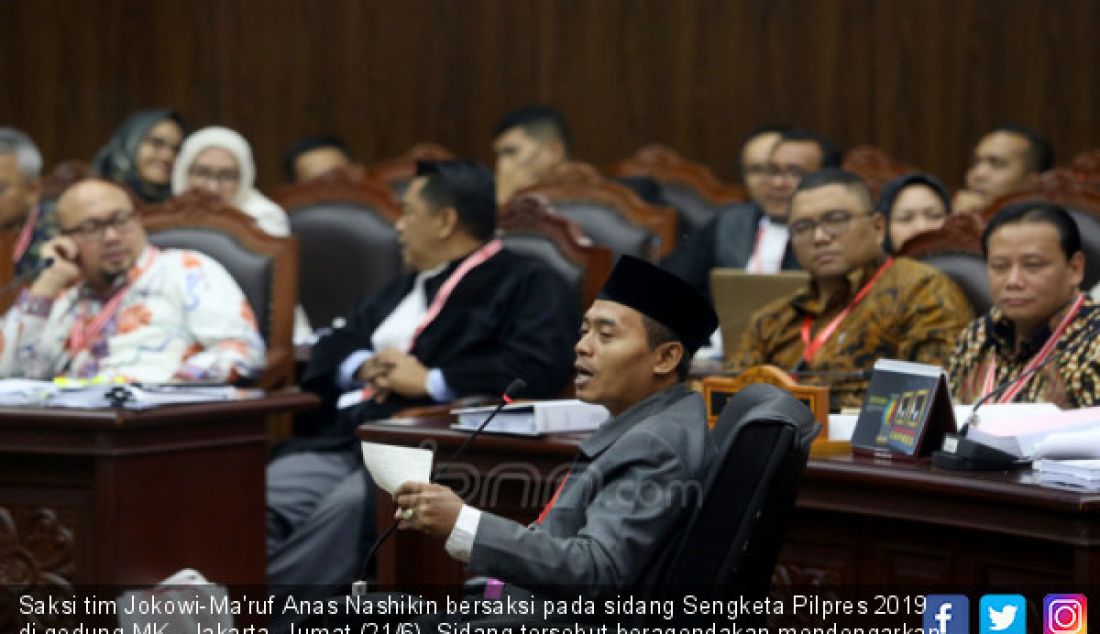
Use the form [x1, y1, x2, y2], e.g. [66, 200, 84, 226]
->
[361, 441, 433, 494]
[1033, 428, 1100, 459]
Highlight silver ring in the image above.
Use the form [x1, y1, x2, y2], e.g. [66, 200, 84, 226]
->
[402, 508, 414, 521]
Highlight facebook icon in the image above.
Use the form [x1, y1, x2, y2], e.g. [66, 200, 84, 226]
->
[926, 595, 971, 634]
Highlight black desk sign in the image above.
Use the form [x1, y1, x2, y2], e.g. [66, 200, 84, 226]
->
[852, 359, 957, 460]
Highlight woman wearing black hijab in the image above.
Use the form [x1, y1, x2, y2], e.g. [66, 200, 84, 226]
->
[876, 172, 953, 253]
[93, 108, 185, 203]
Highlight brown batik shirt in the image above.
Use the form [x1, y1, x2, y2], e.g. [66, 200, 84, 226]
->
[948, 295, 1100, 409]
[728, 256, 973, 411]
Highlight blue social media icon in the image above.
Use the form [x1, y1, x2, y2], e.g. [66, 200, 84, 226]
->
[981, 595, 1027, 634]
[926, 595, 971, 634]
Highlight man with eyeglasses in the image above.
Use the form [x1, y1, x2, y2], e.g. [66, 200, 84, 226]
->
[663, 128, 840, 305]
[0, 178, 265, 382]
[728, 169, 972, 410]
[0, 127, 54, 279]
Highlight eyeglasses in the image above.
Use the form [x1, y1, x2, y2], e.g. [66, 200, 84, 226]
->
[188, 165, 240, 185]
[765, 164, 808, 180]
[789, 211, 875, 242]
[61, 209, 138, 241]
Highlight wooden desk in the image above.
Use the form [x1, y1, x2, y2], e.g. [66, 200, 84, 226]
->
[361, 417, 1100, 592]
[0, 391, 317, 589]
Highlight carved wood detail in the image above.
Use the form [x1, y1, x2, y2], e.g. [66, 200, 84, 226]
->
[271, 166, 401, 223]
[365, 142, 456, 189]
[605, 143, 747, 205]
[515, 160, 679, 258]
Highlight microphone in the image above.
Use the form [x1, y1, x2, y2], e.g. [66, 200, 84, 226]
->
[960, 351, 1061, 433]
[351, 378, 527, 594]
[0, 256, 55, 298]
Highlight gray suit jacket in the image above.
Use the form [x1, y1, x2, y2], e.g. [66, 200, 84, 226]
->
[662, 202, 801, 304]
[466, 384, 716, 597]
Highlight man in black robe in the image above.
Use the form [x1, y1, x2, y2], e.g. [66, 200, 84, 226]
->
[267, 160, 578, 592]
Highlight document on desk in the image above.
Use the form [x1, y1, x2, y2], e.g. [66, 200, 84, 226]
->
[361, 442, 433, 494]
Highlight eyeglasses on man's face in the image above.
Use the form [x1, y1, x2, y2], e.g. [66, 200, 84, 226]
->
[789, 210, 875, 242]
[61, 209, 139, 241]
[188, 165, 241, 185]
[765, 164, 808, 180]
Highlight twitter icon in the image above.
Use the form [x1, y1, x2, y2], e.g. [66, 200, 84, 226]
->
[981, 594, 1027, 634]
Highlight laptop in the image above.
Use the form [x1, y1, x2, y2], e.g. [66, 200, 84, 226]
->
[709, 268, 809, 357]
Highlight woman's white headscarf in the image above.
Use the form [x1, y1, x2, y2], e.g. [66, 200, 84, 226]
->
[171, 126, 289, 237]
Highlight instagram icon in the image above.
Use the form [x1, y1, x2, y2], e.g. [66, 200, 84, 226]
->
[1045, 595, 1088, 634]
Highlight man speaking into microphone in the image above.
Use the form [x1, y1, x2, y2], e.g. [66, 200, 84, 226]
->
[727, 169, 971, 411]
[949, 202, 1100, 408]
[393, 255, 718, 596]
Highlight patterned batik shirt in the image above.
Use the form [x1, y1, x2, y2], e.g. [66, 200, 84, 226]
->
[0, 246, 266, 382]
[948, 296, 1100, 408]
[728, 256, 973, 411]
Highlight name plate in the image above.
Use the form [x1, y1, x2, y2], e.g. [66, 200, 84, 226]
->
[852, 359, 957, 460]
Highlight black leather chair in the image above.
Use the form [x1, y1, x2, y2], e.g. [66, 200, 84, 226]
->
[272, 169, 403, 329]
[546, 201, 657, 261]
[141, 190, 299, 389]
[650, 384, 819, 625]
[498, 194, 613, 309]
[918, 251, 992, 315]
[1068, 209, 1100, 290]
[657, 182, 727, 231]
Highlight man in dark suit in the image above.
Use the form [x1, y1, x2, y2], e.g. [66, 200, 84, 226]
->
[267, 160, 578, 591]
[663, 128, 842, 304]
[393, 255, 718, 598]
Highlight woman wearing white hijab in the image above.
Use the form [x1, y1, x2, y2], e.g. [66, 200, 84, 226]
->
[171, 126, 290, 237]
[172, 126, 313, 339]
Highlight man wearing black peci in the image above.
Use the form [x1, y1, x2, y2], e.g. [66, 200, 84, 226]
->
[393, 255, 718, 603]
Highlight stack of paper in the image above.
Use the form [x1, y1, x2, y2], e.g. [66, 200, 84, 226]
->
[964, 404, 1100, 459]
[0, 379, 248, 409]
[451, 399, 609, 436]
[1034, 459, 1100, 491]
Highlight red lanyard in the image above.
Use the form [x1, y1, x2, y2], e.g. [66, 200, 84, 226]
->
[12, 204, 41, 263]
[800, 257, 895, 364]
[536, 472, 570, 525]
[339, 240, 504, 409]
[407, 239, 502, 351]
[980, 292, 1085, 403]
[67, 248, 158, 356]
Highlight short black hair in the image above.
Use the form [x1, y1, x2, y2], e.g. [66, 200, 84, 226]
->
[415, 160, 497, 241]
[777, 129, 843, 169]
[981, 201, 1081, 260]
[793, 168, 873, 211]
[493, 105, 574, 158]
[989, 124, 1054, 173]
[737, 124, 789, 174]
[282, 135, 352, 181]
[641, 315, 690, 381]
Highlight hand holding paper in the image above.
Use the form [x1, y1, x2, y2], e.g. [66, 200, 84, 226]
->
[361, 441, 433, 494]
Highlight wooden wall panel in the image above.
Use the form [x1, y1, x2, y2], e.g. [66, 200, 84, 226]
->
[1, 0, 1098, 193]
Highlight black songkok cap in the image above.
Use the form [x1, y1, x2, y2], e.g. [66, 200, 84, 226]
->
[597, 255, 719, 357]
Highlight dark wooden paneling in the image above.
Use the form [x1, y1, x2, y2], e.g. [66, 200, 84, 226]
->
[2, 0, 1098, 193]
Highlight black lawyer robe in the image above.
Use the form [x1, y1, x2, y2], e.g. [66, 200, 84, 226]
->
[300, 247, 580, 441]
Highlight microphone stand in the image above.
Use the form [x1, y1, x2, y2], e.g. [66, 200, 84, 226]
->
[351, 378, 527, 595]
[934, 353, 1061, 471]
